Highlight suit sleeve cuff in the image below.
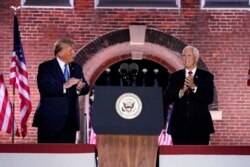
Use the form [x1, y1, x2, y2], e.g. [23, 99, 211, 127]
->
[192, 86, 197, 93]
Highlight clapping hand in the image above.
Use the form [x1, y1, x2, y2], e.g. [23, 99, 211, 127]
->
[76, 79, 86, 91]
[185, 75, 196, 90]
[63, 78, 81, 89]
[180, 75, 195, 95]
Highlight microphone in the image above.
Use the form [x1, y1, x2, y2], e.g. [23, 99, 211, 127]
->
[129, 63, 139, 86]
[129, 63, 139, 76]
[119, 63, 129, 84]
[119, 63, 129, 76]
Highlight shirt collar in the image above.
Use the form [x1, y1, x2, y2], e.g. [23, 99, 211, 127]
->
[185, 67, 197, 77]
[56, 57, 67, 72]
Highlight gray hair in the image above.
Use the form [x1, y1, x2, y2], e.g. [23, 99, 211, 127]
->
[182, 45, 200, 58]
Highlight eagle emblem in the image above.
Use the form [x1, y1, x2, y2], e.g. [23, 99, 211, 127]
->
[115, 93, 142, 119]
[122, 101, 135, 112]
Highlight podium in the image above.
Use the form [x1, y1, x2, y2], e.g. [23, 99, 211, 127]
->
[92, 86, 164, 167]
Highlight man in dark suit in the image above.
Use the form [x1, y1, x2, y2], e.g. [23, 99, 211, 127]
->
[33, 38, 90, 143]
[165, 45, 214, 145]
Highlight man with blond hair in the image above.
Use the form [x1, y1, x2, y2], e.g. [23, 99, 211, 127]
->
[33, 38, 89, 143]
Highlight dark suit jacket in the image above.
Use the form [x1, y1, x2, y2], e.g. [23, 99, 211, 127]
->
[32, 58, 89, 133]
[165, 68, 215, 136]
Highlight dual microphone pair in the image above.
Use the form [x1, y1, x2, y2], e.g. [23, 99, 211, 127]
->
[119, 63, 139, 76]
[119, 63, 139, 85]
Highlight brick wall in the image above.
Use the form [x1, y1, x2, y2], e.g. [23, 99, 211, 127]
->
[0, 0, 249, 144]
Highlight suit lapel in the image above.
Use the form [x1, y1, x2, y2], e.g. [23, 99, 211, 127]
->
[51, 58, 65, 82]
[176, 69, 186, 89]
[181, 69, 186, 83]
[69, 63, 75, 78]
[194, 69, 201, 85]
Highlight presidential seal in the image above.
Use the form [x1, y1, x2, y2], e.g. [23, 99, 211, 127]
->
[115, 93, 142, 119]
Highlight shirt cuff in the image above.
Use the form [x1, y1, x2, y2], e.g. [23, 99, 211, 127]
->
[179, 89, 184, 98]
[192, 86, 198, 93]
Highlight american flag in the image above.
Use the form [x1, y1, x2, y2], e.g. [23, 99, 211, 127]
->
[88, 88, 97, 144]
[158, 104, 173, 145]
[0, 73, 20, 136]
[10, 15, 32, 138]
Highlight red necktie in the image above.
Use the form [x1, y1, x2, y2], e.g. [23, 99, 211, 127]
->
[188, 71, 193, 76]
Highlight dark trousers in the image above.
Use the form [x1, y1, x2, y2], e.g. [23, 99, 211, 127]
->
[171, 132, 210, 145]
[37, 122, 76, 143]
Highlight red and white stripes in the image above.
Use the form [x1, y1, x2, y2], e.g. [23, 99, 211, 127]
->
[0, 73, 19, 136]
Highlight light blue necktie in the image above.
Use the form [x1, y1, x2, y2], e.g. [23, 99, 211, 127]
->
[64, 64, 69, 81]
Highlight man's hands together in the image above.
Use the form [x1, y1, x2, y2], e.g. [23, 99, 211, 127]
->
[180, 75, 197, 95]
[63, 78, 86, 91]
[185, 75, 196, 90]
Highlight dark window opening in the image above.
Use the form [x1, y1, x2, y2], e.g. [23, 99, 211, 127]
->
[97, 0, 178, 8]
[203, 0, 250, 8]
[23, 0, 72, 7]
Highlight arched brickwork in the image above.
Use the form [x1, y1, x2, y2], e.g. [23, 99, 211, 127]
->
[75, 28, 218, 110]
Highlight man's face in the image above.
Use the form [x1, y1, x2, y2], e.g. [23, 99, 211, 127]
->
[59, 44, 75, 63]
[182, 47, 198, 70]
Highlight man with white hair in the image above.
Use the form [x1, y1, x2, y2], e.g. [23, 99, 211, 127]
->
[165, 45, 215, 145]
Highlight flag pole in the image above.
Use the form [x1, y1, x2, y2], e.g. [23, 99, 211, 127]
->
[9, 5, 20, 144]
[11, 81, 15, 143]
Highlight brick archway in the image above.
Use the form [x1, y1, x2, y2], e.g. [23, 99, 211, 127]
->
[75, 28, 218, 116]
[75, 29, 188, 85]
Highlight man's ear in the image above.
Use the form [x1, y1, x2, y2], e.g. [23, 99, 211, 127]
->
[196, 56, 200, 63]
[57, 50, 64, 58]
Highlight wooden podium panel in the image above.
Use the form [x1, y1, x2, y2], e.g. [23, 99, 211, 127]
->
[97, 135, 158, 167]
[93, 87, 163, 167]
